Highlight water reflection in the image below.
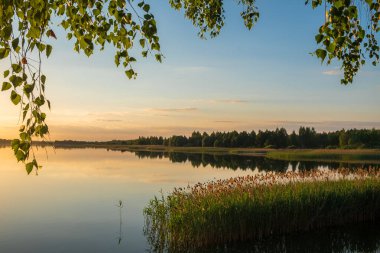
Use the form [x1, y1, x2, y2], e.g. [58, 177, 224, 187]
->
[225, 222, 380, 253]
[0, 147, 257, 252]
[1, 147, 379, 253]
[145, 222, 380, 253]
[128, 150, 380, 172]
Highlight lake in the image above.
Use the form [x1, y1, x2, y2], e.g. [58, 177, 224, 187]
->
[1, 147, 379, 253]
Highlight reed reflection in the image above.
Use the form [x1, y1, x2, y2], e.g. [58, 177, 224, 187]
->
[223, 222, 380, 253]
[144, 221, 380, 253]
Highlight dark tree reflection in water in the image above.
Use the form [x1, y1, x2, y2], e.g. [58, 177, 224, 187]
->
[129, 151, 380, 173]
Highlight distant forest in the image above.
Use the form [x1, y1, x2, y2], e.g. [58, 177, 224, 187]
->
[1, 127, 380, 149]
[110, 127, 380, 149]
[0, 139, 10, 146]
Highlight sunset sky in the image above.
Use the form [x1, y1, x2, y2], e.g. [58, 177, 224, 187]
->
[1, 1, 379, 140]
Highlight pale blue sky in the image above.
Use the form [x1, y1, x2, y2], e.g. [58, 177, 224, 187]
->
[0, 1, 379, 140]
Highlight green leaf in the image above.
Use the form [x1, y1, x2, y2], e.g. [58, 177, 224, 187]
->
[4, 70, 10, 78]
[315, 49, 327, 62]
[46, 45, 52, 58]
[79, 37, 89, 49]
[35, 96, 45, 106]
[11, 91, 21, 105]
[125, 69, 134, 79]
[0, 48, 10, 59]
[12, 38, 19, 50]
[41, 75, 46, 84]
[358, 29, 365, 39]
[139, 39, 145, 48]
[27, 26, 40, 39]
[315, 34, 324, 44]
[143, 4, 150, 12]
[11, 139, 20, 150]
[46, 29, 57, 39]
[36, 43, 46, 52]
[3, 25, 12, 39]
[152, 43, 160, 51]
[23, 84, 34, 94]
[11, 64, 22, 73]
[2, 82, 12, 91]
[25, 162, 34, 175]
[155, 54, 162, 63]
[15, 150, 25, 161]
[9, 75, 23, 87]
[327, 42, 336, 53]
[20, 132, 27, 141]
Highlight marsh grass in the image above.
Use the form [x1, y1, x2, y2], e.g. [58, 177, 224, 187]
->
[144, 169, 380, 252]
[266, 149, 380, 164]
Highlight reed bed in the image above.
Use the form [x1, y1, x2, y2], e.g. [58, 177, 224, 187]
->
[144, 168, 380, 252]
[266, 149, 380, 164]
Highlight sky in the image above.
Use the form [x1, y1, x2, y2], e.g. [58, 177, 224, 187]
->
[1, 1, 380, 140]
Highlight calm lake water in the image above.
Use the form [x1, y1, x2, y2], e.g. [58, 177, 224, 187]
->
[0, 147, 379, 253]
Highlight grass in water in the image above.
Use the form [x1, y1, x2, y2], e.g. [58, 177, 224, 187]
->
[144, 168, 380, 252]
[266, 149, 380, 164]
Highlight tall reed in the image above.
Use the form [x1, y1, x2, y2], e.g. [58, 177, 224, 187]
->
[144, 168, 380, 252]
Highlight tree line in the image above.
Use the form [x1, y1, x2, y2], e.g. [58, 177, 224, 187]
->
[120, 127, 380, 149]
[2, 127, 379, 149]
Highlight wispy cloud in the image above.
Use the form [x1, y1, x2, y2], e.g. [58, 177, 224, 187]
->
[96, 119, 123, 122]
[322, 69, 341, 76]
[214, 120, 239, 123]
[147, 107, 198, 113]
[191, 99, 251, 104]
[47, 124, 212, 140]
[87, 112, 131, 117]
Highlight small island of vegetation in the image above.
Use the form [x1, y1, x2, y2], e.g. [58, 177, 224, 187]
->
[144, 169, 380, 252]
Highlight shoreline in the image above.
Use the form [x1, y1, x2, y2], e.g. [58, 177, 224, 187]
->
[2, 144, 380, 163]
[56, 145, 380, 163]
